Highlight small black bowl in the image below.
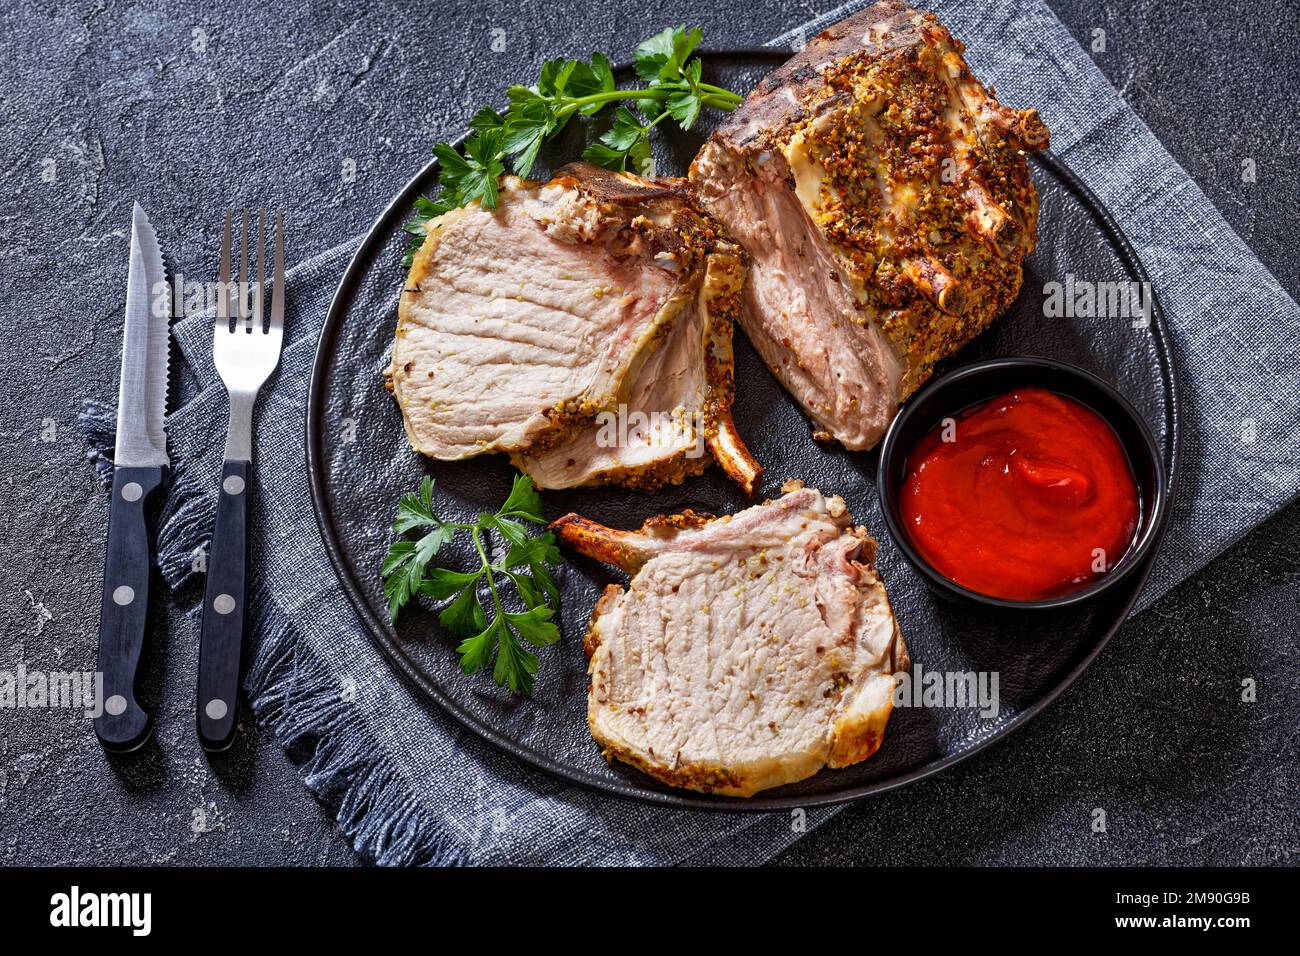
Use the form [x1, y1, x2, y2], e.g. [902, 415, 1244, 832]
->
[876, 356, 1168, 611]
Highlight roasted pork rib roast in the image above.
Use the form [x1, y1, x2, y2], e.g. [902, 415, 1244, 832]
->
[690, 0, 1049, 450]
[388, 162, 762, 493]
[553, 481, 908, 796]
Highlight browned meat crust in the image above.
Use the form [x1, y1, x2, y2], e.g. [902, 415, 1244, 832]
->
[692, 1, 1048, 445]
[390, 162, 764, 491]
[555, 484, 908, 796]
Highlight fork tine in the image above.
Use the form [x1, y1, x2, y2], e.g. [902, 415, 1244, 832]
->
[239, 207, 251, 331]
[254, 208, 266, 334]
[270, 210, 285, 333]
[218, 210, 232, 330]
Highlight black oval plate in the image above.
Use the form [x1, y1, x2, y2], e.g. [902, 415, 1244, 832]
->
[307, 50, 1179, 811]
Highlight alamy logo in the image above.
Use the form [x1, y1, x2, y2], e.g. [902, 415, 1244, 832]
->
[152, 275, 263, 321]
[1042, 273, 1152, 327]
[893, 663, 1000, 719]
[0, 665, 103, 718]
[49, 886, 152, 936]
[593, 404, 706, 458]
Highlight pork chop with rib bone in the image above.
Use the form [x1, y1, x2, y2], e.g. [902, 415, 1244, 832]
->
[690, 0, 1049, 450]
[552, 481, 909, 797]
[387, 162, 761, 493]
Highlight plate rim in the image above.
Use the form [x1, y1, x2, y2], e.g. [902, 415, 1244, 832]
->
[305, 47, 1182, 812]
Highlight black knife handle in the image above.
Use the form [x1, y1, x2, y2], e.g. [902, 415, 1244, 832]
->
[95, 465, 167, 753]
[197, 459, 249, 752]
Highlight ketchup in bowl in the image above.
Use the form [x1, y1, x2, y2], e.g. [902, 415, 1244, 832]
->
[899, 386, 1140, 601]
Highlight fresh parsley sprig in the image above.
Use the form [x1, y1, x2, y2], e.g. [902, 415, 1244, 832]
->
[402, 26, 742, 266]
[381, 475, 562, 695]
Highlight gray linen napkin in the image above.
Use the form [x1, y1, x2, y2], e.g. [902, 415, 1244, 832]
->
[80, 0, 1300, 864]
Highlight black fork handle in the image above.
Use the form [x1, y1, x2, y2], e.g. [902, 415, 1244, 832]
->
[196, 459, 249, 752]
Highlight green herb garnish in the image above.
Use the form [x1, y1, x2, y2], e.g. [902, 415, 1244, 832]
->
[381, 475, 562, 695]
[402, 26, 742, 266]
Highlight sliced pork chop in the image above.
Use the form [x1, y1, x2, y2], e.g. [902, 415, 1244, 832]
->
[690, 0, 1048, 450]
[552, 481, 908, 797]
[511, 235, 760, 492]
[388, 162, 761, 492]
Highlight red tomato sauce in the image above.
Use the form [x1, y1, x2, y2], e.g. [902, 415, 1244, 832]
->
[899, 387, 1140, 601]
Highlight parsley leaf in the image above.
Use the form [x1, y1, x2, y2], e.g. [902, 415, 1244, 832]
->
[489, 618, 540, 694]
[633, 26, 703, 83]
[440, 582, 487, 637]
[537, 57, 578, 98]
[403, 27, 740, 244]
[457, 129, 506, 208]
[380, 474, 564, 695]
[468, 106, 507, 134]
[401, 195, 449, 268]
[381, 541, 422, 620]
[392, 476, 438, 533]
[457, 616, 506, 677]
[420, 567, 483, 600]
[503, 533, 562, 604]
[381, 478, 458, 620]
[497, 472, 547, 523]
[568, 52, 616, 112]
[502, 98, 557, 179]
[506, 606, 561, 648]
[661, 58, 706, 129]
[582, 106, 656, 175]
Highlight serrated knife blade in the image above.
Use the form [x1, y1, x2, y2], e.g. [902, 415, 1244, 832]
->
[114, 202, 170, 467]
[95, 202, 171, 753]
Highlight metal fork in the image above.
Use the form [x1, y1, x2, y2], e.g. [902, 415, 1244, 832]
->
[197, 208, 285, 752]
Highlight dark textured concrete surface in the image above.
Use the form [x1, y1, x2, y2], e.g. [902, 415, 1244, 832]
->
[0, 0, 1295, 866]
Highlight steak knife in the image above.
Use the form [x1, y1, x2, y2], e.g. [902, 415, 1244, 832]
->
[94, 202, 171, 753]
